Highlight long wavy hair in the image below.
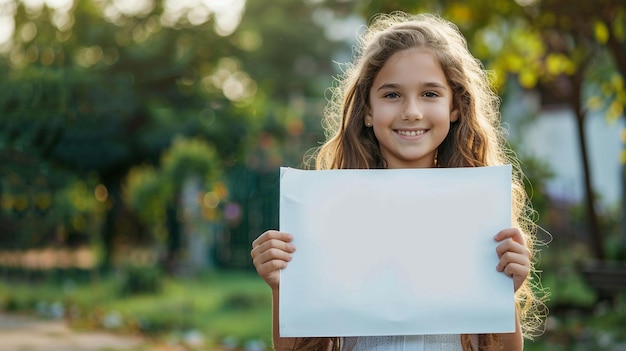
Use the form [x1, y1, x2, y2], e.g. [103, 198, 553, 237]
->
[293, 12, 546, 351]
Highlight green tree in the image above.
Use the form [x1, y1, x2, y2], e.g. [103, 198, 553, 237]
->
[0, 0, 357, 271]
[124, 136, 220, 273]
[0, 0, 250, 269]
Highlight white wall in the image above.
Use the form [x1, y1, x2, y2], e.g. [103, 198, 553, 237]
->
[511, 105, 623, 209]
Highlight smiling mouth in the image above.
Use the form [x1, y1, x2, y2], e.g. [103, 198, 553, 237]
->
[396, 129, 427, 136]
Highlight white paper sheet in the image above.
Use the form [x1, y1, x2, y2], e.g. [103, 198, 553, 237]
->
[279, 166, 515, 337]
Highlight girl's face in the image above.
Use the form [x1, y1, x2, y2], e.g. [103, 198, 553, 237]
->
[365, 48, 458, 169]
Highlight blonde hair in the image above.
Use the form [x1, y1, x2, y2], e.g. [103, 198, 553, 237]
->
[295, 12, 546, 351]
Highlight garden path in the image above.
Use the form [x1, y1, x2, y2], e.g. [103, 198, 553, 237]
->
[0, 313, 153, 351]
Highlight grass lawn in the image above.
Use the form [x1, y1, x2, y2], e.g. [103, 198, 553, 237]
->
[0, 269, 273, 349]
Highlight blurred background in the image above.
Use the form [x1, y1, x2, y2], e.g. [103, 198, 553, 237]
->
[0, 0, 624, 350]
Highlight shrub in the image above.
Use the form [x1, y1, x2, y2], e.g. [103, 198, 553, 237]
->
[118, 265, 162, 296]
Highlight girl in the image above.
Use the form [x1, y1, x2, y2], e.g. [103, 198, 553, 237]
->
[251, 12, 545, 351]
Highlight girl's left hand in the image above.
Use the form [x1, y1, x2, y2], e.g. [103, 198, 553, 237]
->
[494, 228, 531, 292]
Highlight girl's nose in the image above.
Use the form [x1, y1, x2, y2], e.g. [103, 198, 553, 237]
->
[402, 98, 423, 120]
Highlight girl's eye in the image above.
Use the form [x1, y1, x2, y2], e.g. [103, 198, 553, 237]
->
[384, 92, 400, 99]
[423, 91, 439, 98]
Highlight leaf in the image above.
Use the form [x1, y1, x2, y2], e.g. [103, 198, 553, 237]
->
[594, 21, 609, 44]
[518, 68, 538, 89]
[545, 53, 573, 76]
[611, 73, 624, 91]
[586, 95, 603, 111]
[607, 100, 624, 123]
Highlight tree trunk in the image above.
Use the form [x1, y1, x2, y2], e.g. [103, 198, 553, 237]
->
[572, 70, 605, 260]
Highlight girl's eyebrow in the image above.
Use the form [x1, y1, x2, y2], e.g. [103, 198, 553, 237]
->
[375, 83, 401, 91]
[375, 82, 447, 91]
[422, 82, 447, 89]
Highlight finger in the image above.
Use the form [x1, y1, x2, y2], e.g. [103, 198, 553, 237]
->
[253, 247, 294, 267]
[251, 231, 294, 259]
[503, 262, 530, 292]
[255, 257, 290, 276]
[252, 248, 291, 284]
[252, 230, 293, 249]
[503, 262, 529, 277]
[494, 228, 525, 245]
[496, 240, 531, 259]
[251, 238, 296, 260]
[503, 263, 530, 292]
[496, 251, 530, 272]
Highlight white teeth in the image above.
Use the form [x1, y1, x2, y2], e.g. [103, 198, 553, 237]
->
[397, 130, 425, 136]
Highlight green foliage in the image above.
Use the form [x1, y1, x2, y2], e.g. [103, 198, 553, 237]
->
[118, 265, 163, 296]
[0, 0, 348, 267]
[124, 164, 168, 222]
[585, 50, 626, 124]
[123, 134, 221, 248]
[601, 206, 626, 261]
[161, 137, 220, 184]
[524, 295, 626, 350]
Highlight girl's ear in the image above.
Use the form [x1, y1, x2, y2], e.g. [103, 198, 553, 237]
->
[450, 108, 460, 123]
[365, 108, 373, 127]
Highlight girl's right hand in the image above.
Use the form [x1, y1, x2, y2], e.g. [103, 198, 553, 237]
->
[251, 230, 296, 290]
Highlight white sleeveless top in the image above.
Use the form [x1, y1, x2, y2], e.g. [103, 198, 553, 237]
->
[341, 335, 463, 351]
